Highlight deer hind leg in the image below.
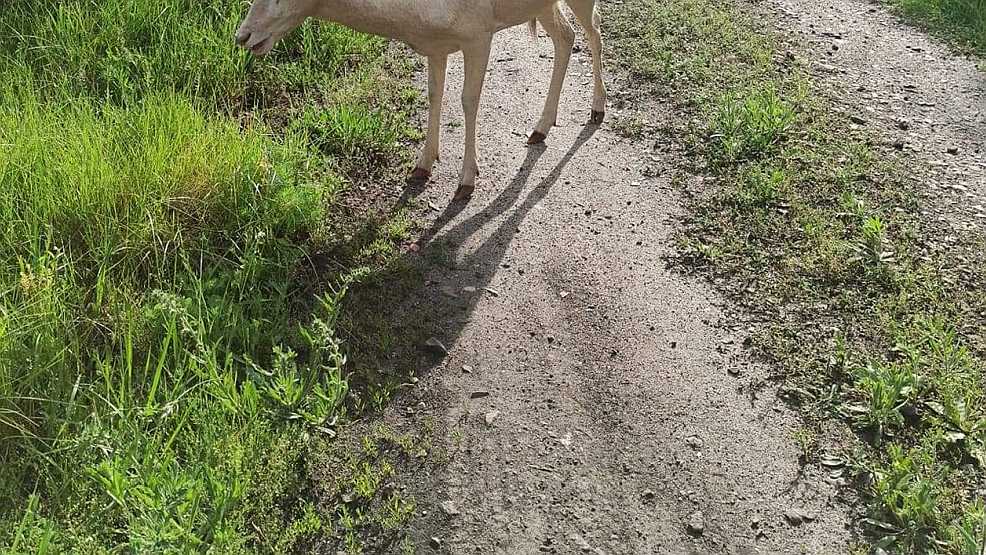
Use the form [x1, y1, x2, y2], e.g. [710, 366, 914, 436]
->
[411, 54, 448, 183]
[565, 0, 607, 123]
[529, 3, 575, 145]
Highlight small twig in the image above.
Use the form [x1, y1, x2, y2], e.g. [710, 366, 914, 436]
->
[528, 464, 557, 473]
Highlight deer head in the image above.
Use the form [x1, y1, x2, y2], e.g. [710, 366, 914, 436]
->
[235, 0, 317, 56]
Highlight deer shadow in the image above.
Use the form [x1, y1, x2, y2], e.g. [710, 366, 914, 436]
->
[339, 124, 598, 406]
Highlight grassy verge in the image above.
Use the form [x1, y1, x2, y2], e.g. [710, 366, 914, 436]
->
[607, 0, 986, 552]
[1, 0, 425, 551]
[884, 0, 986, 55]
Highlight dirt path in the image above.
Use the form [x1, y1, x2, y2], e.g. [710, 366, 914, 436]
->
[384, 24, 852, 554]
[762, 0, 986, 229]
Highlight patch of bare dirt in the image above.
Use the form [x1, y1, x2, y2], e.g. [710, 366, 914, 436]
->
[368, 23, 854, 554]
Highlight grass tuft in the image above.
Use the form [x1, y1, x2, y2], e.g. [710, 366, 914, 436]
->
[710, 86, 797, 164]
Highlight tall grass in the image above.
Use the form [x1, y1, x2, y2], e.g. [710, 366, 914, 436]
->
[0, 0, 384, 105]
[0, 0, 414, 550]
[888, 0, 986, 53]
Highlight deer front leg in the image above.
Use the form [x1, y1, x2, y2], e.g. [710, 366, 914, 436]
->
[453, 35, 493, 202]
[529, 5, 575, 145]
[411, 55, 448, 183]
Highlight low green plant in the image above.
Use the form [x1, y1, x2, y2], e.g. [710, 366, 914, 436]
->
[928, 396, 986, 463]
[853, 216, 896, 270]
[733, 166, 788, 208]
[867, 443, 941, 550]
[0, 0, 385, 106]
[293, 104, 402, 172]
[849, 362, 921, 444]
[710, 86, 796, 163]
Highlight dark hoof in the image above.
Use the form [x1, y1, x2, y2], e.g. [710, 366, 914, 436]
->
[527, 131, 547, 145]
[452, 185, 475, 202]
[590, 110, 605, 125]
[408, 167, 430, 184]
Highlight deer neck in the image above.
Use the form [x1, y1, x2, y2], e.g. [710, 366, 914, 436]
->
[311, 0, 411, 39]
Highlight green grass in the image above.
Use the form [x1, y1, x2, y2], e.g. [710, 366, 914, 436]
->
[608, 0, 986, 552]
[886, 0, 986, 54]
[0, 0, 423, 551]
[0, 0, 384, 105]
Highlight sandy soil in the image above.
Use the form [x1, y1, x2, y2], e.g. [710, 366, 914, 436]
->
[381, 21, 854, 554]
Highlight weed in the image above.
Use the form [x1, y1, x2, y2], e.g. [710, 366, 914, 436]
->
[710, 86, 796, 164]
[612, 115, 649, 139]
[300, 425, 425, 552]
[297, 105, 398, 157]
[794, 427, 819, 463]
[853, 216, 896, 270]
[732, 166, 788, 209]
[848, 362, 921, 444]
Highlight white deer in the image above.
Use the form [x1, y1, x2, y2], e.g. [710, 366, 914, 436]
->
[235, 0, 607, 201]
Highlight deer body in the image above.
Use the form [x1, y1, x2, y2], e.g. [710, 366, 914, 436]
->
[305, 0, 539, 55]
[236, 0, 607, 201]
